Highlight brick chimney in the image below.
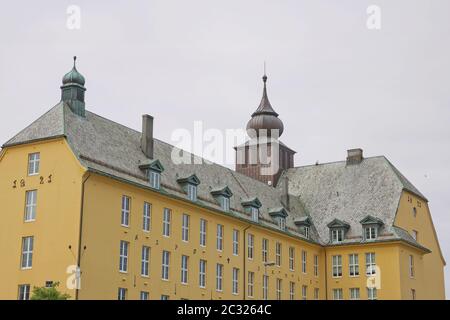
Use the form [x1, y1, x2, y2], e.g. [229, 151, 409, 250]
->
[346, 148, 363, 165]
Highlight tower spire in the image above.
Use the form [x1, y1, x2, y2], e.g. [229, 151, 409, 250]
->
[61, 56, 86, 117]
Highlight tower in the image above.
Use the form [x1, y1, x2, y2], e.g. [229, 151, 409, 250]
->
[61, 56, 86, 117]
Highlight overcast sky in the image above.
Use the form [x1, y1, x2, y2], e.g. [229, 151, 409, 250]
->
[1, 0, 449, 297]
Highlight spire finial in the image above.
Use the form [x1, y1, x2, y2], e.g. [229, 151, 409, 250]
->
[262, 61, 267, 83]
[73, 56, 77, 68]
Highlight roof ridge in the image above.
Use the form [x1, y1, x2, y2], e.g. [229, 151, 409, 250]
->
[287, 155, 386, 170]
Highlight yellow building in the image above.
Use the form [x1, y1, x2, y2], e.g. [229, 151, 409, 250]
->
[0, 59, 445, 300]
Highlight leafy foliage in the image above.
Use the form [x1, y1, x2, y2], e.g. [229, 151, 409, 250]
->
[30, 282, 71, 300]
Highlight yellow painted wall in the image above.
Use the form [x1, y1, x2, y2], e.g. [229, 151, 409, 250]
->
[0, 139, 86, 299]
[394, 191, 446, 299]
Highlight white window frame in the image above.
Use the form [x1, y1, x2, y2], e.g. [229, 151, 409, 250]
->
[28, 153, 40, 176]
[232, 229, 239, 256]
[314, 254, 319, 277]
[121, 196, 130, 227]
[251, 207, 259, 223]
[161, 295, 169, 300]
[149, 170, 161, 189]
[21, 236, 33, 269]
[302, 285, 307, 300]
[182, 214, 190, 242]
[304, 226, 310, 239]
[221, 196, 230, 212]
[302, 250, 307, 274]
[333, 288, 343, 300]
[289, 282, 295, 300]
[276, 278, 282, 300]
[367, 287, 377, 300]
[187, 184, 197, 202]
[364, 226, 378, 240]
[163, 208, 171, 237]
[412, 230, 418, 241]
[349, 254, 359, 277]
[247, 234, 254, 260]
[200, 218, 207, 247]
[216, 224, 224, 251]
[141, 246, 150, 277]
[409, 255, 415, 278]
[199, 259, 207, 288]
[366, 252, 376, 276]
[118, 288, 127, 300]
[263, 275, 268, 300]
[119, 240, 129, 273]
[248, 271, 254, 298]
[24, 190, 37, 222]
[262, 238, 268, 263]
[276, 242, 282, 267]
[289, 247, 295, 271]
[232, 268, 239, 295]
[278, 217, 286, 231]
[140, 291, 149, 300]
[142, 202, 151, 232]
[332, 255, 342, 278]
[350, 288, 360, 300]
[331, 228, 344, 243]
[18, 284, 30, 300]
[216, 263, 223, 292]
[181, 255, 189, 284]
[162, 250, 170, 280]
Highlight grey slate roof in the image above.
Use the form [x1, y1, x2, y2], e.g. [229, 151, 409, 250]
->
[2, 103, 429, 251]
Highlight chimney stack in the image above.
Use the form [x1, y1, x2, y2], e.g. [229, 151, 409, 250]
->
[141, 115, 154, 159]
[346, 148, 363, 165]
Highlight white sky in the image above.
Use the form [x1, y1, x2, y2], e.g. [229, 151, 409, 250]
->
[1, 0, 449, 298]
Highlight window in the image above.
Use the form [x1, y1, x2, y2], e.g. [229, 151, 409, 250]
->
[141, 246, 150, 277]
[232, 268, 239, 295]
[276, 278, 282, 300]
[248, 272, 254, 298]
[18, 284, 30, 300]
[262, 238, 268, 263]
[119, 241, 129, 273]
[314, 288, 319, 300]
[118, 288, 127, 300]
[333, 288, 343, 300]
[200, 219, 207, 247]
[220, 196, 230, 212]
[278, 217, 286, 231]
[142, 202, 151, 232]
[289, 247, 295, 271]
[302, 285, 307, 300]
[366, 253, 376, 275]
[247, 234, 254, 260]
[163, 208, 171, 237]
[332, 255, 342, 278]
[350, 288, 360, 300]
[216, 264, 223, 292]
[162, 250, 170, 280]
[304, 226, 310, 239]
[367, 287, 377, 300]
[331, 229, 344, 243]
[251, 207, 259, 223]
[409, 255, 415, 278]
[181, 255, 189, 284]
[140, 291, 149, 300]
[232, 229, 239, 256]
[21, 236, 34, 269]
[262, 275, 268, 300]
[349, 254, 359, 277]
[314, 255, 319, 277]
[412, 230, 418, 241]
[289, 282, 295, 300]
[24, 190, 37, 222]
[187, 184, 197, 202]
[182, 214, 190, 242]
[412, 207, 417, 217]
[411, 289, 416, 300]
[216, 224, 224, 251]
[276, 242, 282, 267]
[149, 170, 161, 189]
[364, 226, 377, 240]
[301, 250, 307, 274]
[28, 153, 40, 176]
[199, 260, 207, 288]
[161, 295, 169, 300]
[121, 196, 130, 227]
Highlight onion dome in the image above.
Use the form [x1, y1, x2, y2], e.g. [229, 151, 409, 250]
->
[62, 56, 85, 86]
[246, 74, 284, 138]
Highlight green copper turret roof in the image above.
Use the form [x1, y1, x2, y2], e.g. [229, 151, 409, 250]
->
[62, 56, 85, 86]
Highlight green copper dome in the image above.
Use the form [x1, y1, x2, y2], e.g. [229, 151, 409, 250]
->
[62, 56, 85, 86]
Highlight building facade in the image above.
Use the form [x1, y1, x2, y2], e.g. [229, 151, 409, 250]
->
[0, 59, 445, 300]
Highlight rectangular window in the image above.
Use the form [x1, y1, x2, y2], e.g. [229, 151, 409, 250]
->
[278, 217, 286, 231]
[162, 250, 170, 280]
[221, 196, 230, 212]
[142, 202, 151, 232]
[232, 268, 239, 295]
[182, 214, 190, 242]
[412, 230, 418, 241]
[149, 170, 161, 189]
[350, 288, 360, 300]
[411, 289, 416, 300]
[248, 271, 254, 298]
[216, 264, 223, 292]
[21, 236, 34, 269]
[232, 229, 239, 256]
[367, 287, 377, 300]
[247, 234, 254, 260]
[366, 253, 376, 275]
[331, 229, 344, 243]
[365, 226, 377, 240]
[349, 254, 359, 277]
[332, 255, 342, 278]
[314, 254, 319, 277]
[181, 255, 189, 284]
[289, 282, 295, 300]
[302, 285, 307, 300]
[140, 291, 149, 300]
[163, 208, 171, 237]
[200, 218, 207, 247]
[289, 247, 295, 271]
[118, 288, 127, 300]
[304, 226, 310, 239]
[302, 250, 307, 274]
[24, 190, 37, 222]
[333, 288, 343, 300]
[262, 275, 268, 300]
[262, 238, 268, 263]
[314, 288, 319, 300]
[18, 284, 30, 300]
[251, 207, 259, 222]
[28, 153, 40, 176]
[161, 295, 169, 300]
[121, 196, 130, 227]
[276, 278, 282, 300]
[141, 246, 150, 277]
[119, 241, 129, 273]
[276, 242, 282, 267]
[216, 224, 224, 251]
[409, 255, 414, 278]
[187, 184, 197, 202]
[199, 259, 207, 288]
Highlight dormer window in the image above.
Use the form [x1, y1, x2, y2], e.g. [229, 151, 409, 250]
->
[149, 170, 160, 189]
[241, 198, 262, 223]
[364, 226, 377, 240]
[139, 159, 164, 190]
[278, 217, 286, 231]
[251, 207, 259, 223]
[269, 207, 289, 232]
[327, 219, 350, 244]
[187, 184, 197, 202]
[211, 186, 233, 212]
[331, 229, 344, 243]
[304, 226, 310, 239]
[294, 216, 312, 240]
[177, 174, 201, 202]
[220, 196, 230, 211]
[360, 215, 384, 241]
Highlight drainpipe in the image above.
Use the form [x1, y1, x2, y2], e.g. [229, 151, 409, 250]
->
[324, 247, 328, 300]
[242, 224, 251, 300]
